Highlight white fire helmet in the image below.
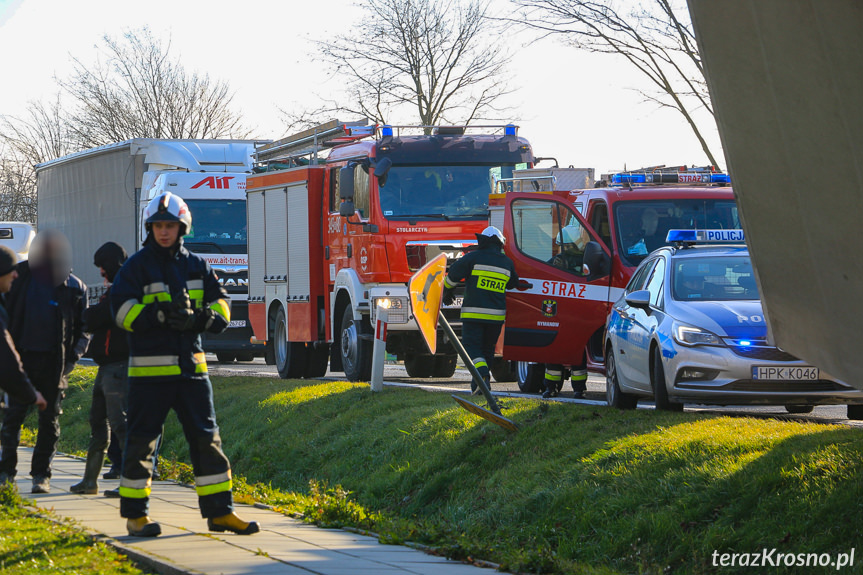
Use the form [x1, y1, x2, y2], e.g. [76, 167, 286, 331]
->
[480, 226, 506, 245]
[556, 224, 589, 250]
[144, 192, 192, 236]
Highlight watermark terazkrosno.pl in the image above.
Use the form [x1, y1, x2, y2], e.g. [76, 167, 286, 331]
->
[712, 548, 855, 570]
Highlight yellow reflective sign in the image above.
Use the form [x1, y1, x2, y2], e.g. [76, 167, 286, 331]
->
[408, 254, 448, 355]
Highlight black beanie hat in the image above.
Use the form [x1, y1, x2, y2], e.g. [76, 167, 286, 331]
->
[0, 245, 17, 277]
[93, 242, 128, 282]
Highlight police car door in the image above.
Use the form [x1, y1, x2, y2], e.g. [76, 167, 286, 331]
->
[503, 194, 611, 366]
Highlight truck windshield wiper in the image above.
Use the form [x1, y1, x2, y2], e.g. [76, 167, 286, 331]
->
[407, 214, 451, 220]
[184, 241, 225, 253]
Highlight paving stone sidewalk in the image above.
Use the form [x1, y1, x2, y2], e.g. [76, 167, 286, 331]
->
[12, 448, 504, 575]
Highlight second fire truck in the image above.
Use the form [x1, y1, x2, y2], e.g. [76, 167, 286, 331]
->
[246, 121, 534, 381]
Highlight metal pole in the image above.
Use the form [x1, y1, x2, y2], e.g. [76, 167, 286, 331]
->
[370, 304, 389, 392]
[437, 314, 502, 415]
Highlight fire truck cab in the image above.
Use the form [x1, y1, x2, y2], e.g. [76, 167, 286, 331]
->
[491, 166, 738, 392]
[246, 121, 534, 381]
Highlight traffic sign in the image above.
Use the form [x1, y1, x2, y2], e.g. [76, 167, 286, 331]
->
[408, 254, 447, 355]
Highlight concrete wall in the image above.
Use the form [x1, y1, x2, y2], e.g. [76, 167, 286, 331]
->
[688, 1, 863, 387]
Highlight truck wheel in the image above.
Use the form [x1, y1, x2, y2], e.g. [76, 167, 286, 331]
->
[274, 307, 306, 379]
[339, 306, 372, 381]
[785, 404, 814, 414]
[517, 362, 545, 393]
[216, 353, 235, 363]
[405, 355, 435, 378]
[652, 347, 683, 411]
[304, 344, 330, 378]
[432, 355, 457, 378]
[490, 358, 516, 382]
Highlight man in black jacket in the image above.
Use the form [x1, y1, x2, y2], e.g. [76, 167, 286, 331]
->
[0, 230, 89, 494]
[71, 242, 129, 496]
[0, 245, 47, 426]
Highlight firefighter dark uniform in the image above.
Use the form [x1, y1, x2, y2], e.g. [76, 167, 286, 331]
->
[111, 192, 258, 537]
[443, 227, 518, 392]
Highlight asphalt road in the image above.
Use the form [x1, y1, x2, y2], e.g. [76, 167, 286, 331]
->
[207, 356, 862, 427]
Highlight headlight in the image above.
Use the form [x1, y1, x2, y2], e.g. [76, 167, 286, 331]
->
[672, 321, 724, 347]
[371, 296, 409, 323]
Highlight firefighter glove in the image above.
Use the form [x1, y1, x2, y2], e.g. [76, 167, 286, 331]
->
[441, 287, 455, 306]
[148, 301, 173, 327]
[192, 308, 217, 332]
[166, 306, 197, 331]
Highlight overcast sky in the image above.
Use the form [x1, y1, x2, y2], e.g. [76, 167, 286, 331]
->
[0, 0, 724, 174]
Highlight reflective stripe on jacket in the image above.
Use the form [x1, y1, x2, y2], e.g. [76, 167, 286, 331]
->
[110, 241, 229, 383]
[444, 246, 518, 324]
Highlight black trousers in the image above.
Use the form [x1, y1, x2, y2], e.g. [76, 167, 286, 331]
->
[0, 352, 64, 478]
[461, 320, 502, 381]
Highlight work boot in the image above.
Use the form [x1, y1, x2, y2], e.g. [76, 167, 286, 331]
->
[207, 512, 260, 535]
[71, 450, 104, 494]
[127, 516, 161, 537]
[104, 488, 120, 498]
[32, 476, 50, 494]
[103, 467, 120, 480]
[541, 387, 558, 399]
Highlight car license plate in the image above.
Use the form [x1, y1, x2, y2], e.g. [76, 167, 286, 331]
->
[752, 366, 819, 381]
[442, 297, 463, 309]
[227, 320, 246, 328]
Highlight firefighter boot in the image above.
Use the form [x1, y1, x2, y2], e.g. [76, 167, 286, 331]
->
[70, 450, 104, 494]
[207, 512, 260, 535]
[127, 516, 161, 537]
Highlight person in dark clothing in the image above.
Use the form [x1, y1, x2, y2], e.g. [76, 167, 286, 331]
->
[71, 242, 129, 496]
[0, 230, 89, 494]
[112, 192, 258, 538]
[442, 226, 522, 394]
[0, 245, 47, 432]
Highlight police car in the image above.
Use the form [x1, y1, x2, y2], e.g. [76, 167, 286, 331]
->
[604, 230, 863, 418]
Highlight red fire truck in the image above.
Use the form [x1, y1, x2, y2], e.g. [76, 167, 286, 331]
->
[489, 166, 738, 392]
[246, 121, 534, 381]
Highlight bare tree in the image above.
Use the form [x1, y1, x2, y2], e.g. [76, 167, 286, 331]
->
[61, 28, 248, 146]
[310, 0, 513, 129]
[512, 0, 720, 167]
[0, 152, 37, 222]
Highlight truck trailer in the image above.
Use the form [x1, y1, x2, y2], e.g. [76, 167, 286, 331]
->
[36, 138, 267, 360]
[246, 121, 534, 381]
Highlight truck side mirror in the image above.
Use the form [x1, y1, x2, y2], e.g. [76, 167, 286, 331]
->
[583, 241, 609, 277]
[339, 165, 355, 200]
[374, 157, 392, 181]
[339, 200, 356, 218]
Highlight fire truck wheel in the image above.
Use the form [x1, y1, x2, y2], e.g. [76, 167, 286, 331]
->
[275, 307, 307, 379]
[339, 306, 372, 381]
[304, 344, 330, 378]
[490, 358, 516, 383]
[516, 362, 545, 393]
[404, 355, 435, 378]
[432, 355, 457, 378]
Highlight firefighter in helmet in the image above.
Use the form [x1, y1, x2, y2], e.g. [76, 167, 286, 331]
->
[111, 192, 259, 537]
[442, 226, 520, 393]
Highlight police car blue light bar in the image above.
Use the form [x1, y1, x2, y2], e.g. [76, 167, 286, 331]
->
[666, 229, 746, 243]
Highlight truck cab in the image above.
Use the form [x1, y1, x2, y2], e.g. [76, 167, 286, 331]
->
[492, 166, 738, 391]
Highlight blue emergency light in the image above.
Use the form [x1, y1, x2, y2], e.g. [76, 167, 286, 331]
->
[504, 124, 517, 136]
[666, 229, 746, 243]
[611, 170, 730, 186]
[381, 125, 393, 137]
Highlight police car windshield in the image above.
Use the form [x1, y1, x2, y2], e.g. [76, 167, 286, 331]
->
[379, 164, 518, 220]
[614, 199, 740, 266]
[672, 256, 758, 301]
[183, 200, 246, 255]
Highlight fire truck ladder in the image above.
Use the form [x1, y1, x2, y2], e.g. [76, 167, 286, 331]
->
[254, 119, 370, 166]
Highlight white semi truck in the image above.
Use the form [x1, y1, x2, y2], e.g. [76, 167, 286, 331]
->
[36, 139, 267, 362]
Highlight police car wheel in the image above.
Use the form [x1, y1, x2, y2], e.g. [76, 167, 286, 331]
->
[784, 404, 814, 415]
[606, 344, 636, 410]
[652, 347, 683, 412]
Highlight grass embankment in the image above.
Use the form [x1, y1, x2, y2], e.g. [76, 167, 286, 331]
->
[51, 367, 863, 574]
[0, 482, 151, 574]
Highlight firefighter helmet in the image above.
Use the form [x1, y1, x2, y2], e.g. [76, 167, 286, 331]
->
[479, 226, 506, 246]
[556, 224, 589, 250]
[144, 192, 192, 236]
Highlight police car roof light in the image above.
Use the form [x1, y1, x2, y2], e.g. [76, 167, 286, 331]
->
[666, 229, 746, 243]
